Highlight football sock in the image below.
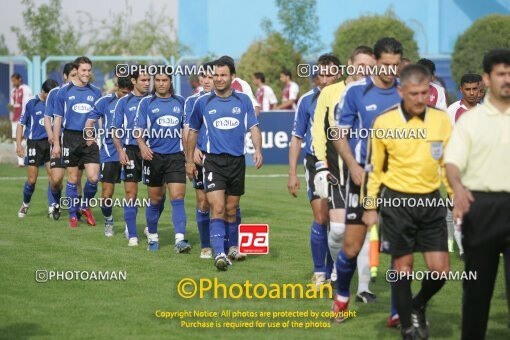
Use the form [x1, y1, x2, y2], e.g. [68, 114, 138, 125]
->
[196, 209, 211, 248]
[23, 181, 35, 204]
[311, 222, 328, 272]
[336, 250, 357, 298]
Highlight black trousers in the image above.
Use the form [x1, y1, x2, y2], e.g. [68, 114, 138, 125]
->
[462, 191, 510, 340]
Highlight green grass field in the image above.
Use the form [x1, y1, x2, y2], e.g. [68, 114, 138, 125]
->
[0, 163, 508, 339]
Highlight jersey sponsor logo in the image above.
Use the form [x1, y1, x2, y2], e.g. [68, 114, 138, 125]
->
[213, 117, 239, 130]
[39, 117, 45, 126]
[87, 95, 94, 102]
[232, 106, 241, 114]
[156, 115, 179, 127]
[208, 109, 217, 115]
[430, 141, 443, 160]
[72, 103, 93, 114]
[173, 106, 181, 113]
[365, 104, 377, 111]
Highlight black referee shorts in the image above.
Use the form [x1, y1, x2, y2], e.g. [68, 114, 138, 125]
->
[26, 139, 50, 167]
[202, 153, 245, 196]
[379, 186, 448, 257]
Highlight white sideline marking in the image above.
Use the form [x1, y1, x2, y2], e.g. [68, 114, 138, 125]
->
[0, 174, 304, 180]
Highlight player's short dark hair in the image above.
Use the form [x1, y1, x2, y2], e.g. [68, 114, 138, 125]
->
[200, 61, 215, 76]
[117, 76, 133, 90]
[483, 49, 510, 74]
[73, 56, 92, 69]
[130, 65, 149, 80]
[42, 79, 59, 93]
[63, 63, 75, 77]
[280, 68, 292, 79]
[399, 64, 431, 87]
[214, 56, 236, 75]
[417, 58, 436, 76]
[254, 72, 265, 83]
[460, 73, 482, 87]
[11, 73, 22, 81]
[373, 37, 403, 60]
[318, 53, 341, 67]
[350, 46, 373, 61]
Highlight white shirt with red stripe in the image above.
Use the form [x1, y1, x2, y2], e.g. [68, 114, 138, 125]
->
[282, 81, 299, 110]
[10, 84, 32, 122]
[256, 84, 278, 111]
[231, 77, 260, 109]
[447, 99, 474, 125]
[427, 82, 447, 111]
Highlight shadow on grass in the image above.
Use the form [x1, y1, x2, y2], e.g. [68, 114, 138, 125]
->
[0, 322, 48, 339]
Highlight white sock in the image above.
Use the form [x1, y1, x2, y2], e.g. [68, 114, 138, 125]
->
[357, 233, 371, 293]
[175, 233, 184, 244]
[328, 222, 345, 262]
[454, 230, 464, 254]
[446, 209, 454, 242]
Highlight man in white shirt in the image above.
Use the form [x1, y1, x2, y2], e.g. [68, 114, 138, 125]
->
[253, 72, 277, 111]
[276, 68, 299, 110]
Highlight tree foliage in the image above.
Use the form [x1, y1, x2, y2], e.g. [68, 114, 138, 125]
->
[237, 32, 310, 101]
[11, 0, 84, 59]
[451, 14, 510, 83]
[332, 10, 419, 64]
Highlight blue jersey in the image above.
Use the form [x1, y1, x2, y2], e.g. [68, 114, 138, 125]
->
[292, 87, 320, 156]
[134, 94, 185, 155]
[113, 93, 148, 146]
[184, 91, 207, 151]
[89, 93, 123, 162]
[19, 95, 47, 140]
[54, 82, 102, 131]
[44, 86, 60, 118]
[188, 90, 258, 157]
[337, 77, 401, 165]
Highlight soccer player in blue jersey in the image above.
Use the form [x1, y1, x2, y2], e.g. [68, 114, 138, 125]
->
[52, 56, 102, 228]
[85, 77, 133, 237]
[183, 61, 215, 259]
[186, 56, 263, 270]
[330, 38, 403, 322]
[16, 79, 59, 217]
[44, 63, 87, 221]
[112, 70, 150, 245]
[134, 71, 190, 252]
[288, 54, 340, 289]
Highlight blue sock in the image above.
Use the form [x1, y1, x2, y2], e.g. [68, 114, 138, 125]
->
[83, 180, 97, 208]
[51, 187, 62, 206]
[66, 182, 78, 218]
[224, 221, 230, 253]
[311, 222, 328, 272]
[336, 250, 357, 297]
[196, 209, 211, 248]
[228, 221, 238, 248]
[23, 181, 35, 204]
[210, 218, 226, 255]
[171, 199, 186, 236]
[390, 262, 398, 316]
[326, 249, 334, 280]
[146, 202, 160, 235]
[124, 206, 138, 237]
[47, 182, 55, 207]
[159, 195, 166, 218]
[236, 206, 242, 225]
[101, 205, 113, 220]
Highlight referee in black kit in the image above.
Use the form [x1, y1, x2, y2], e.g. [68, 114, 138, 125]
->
[445, 49, 510, 340]
[362, 64, 453, 339]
